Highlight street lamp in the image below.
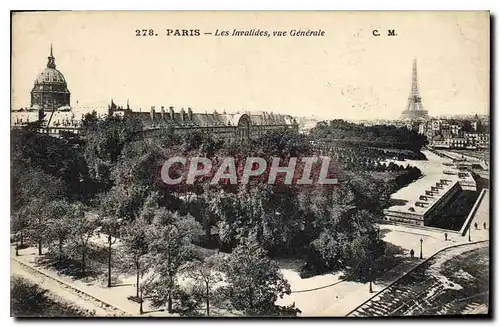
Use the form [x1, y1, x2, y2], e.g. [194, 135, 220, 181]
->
[419, 238, 423, 259]
[369, 267, 373, 293]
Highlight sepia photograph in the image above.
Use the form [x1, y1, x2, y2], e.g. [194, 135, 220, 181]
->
[10, 10, 490, 318]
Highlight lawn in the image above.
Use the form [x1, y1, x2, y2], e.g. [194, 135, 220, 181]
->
[10, 276, 93, 317]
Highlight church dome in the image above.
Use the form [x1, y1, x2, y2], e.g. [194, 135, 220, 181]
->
[30, 45, 71, 111]
[35, 67, 67, 85]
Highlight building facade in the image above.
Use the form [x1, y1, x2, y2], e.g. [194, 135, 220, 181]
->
[109, 103, 299, 142]
[419, 118, 490, 150]
[12, 46, 79, 135]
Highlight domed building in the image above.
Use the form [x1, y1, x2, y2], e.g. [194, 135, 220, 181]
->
[30, 45, 71, 111]
[12, 45, 80, 136]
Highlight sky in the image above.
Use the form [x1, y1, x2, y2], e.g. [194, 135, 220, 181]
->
[11, 11, 490, 120]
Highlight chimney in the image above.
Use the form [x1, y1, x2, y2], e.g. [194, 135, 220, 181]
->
[188, 107, 193, 120]
[150, 106, 155, 120]
[161, 106, 165, 120]
[180, 108, 186, 122]
[169, 106, 174, 120]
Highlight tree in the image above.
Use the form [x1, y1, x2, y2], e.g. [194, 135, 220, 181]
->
[82, 115, 143, 193]
[309, 206, 382, 277]
[219, 237, 294, 316]
[16, 168, 65, 255]
[309, 119, 428, 152]
[68, 203, 98, 275]
[11, 127, 90, 202]
[82, 110, 98, 129]
[11, 212, 30, 253]
[98, 187, 161, 288]
[122, 216, 152, 299]
[45, 200, 74, 261]
[205, 189, 240, 248]
[143, 208, 203, 313]
[462, 120, 473, 132]
[98, 187, 132, 287]
[150, 125, 181, 148]
[180, 130, 221, 157]
[311, 218, 350, 269]
[254, 128, 313, 158]
[180, 255, 223, 316]
[112, 140, 167, 200]
[98, 216, 122, 288]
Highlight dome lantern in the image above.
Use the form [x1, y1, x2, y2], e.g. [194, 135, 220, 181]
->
[47, 44, 56, 69]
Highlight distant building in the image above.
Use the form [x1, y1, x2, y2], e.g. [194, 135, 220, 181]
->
[384, 179, 462, 226]
[419, 116, 489, 150]
[30, 45, 71, 111]
[450, 124, 461, 136]
[108, 103, 299, 142]
[464, 133, 489, 149]
[11, 46, 80, 135]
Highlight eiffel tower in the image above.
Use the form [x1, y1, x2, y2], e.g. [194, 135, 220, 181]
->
[400, 59, 429, 120]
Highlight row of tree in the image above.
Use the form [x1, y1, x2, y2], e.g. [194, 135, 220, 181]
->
[310, 119, 428, 152]
[325, 146, 427, 162]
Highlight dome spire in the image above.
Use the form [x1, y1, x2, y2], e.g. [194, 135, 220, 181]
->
[47, 44, 56, 69]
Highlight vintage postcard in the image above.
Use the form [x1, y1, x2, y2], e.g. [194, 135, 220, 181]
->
[10, 11, 490, 318]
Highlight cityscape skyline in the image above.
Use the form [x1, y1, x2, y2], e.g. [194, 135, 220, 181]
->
[12, 11, 489, 120]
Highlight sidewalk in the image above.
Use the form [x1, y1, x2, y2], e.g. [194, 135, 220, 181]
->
[10, 246, 173, 317]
